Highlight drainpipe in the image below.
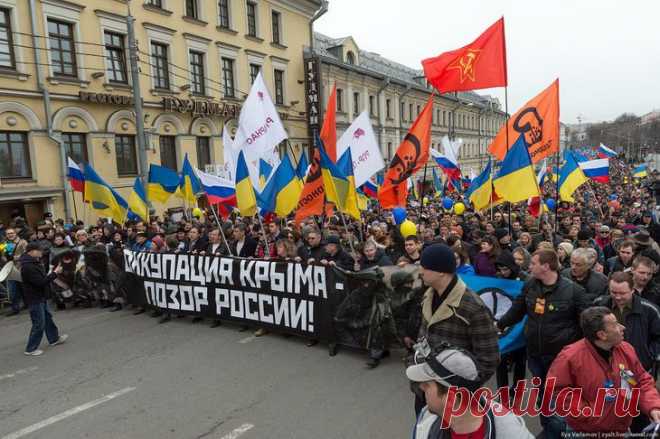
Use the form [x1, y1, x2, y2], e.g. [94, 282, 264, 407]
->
[28, 0, 71, 219]
[398, 84, 412, 142]
[307, 1, 327, 155]
[309, 1, 328, 52]
[376, 77, 390, 150]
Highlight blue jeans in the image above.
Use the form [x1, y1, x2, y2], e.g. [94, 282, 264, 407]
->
[26, 301, 59, 352]
[527, 354, 557, 429]
[8, 280, 23, 312]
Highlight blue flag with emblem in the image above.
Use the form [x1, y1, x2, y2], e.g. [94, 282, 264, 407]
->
[459, 274, 527, 355]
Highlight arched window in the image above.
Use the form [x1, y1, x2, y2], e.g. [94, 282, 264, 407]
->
[346, 51, 355, 65]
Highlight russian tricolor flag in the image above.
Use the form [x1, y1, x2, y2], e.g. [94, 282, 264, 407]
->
[67, 157, 85, 193]
[431, 148, 462, 184]
[579, 158, 609, 183]
[597, 143, 617, 159]
[361, 180, 378, 199]
[196, 168, 237, 217]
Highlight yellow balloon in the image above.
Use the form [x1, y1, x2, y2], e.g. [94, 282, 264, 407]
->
[192, 207, 203, 218]
[400, 220, 417, 238]
[454, 202, 465, 215]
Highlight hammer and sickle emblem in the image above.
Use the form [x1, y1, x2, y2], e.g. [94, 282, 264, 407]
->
[448, 49, 481, 83]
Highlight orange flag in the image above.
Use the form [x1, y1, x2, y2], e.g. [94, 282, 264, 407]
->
[489, 79, 560, 164]
[321, 84, 337, 162]
[294, 148, 324, 223]
[422, 17, 507, 93]
[378, 95, 433, 209]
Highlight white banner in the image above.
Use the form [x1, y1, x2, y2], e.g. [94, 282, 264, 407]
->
[336, 111, 385, 187]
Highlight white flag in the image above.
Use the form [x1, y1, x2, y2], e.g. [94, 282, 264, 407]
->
[441, 135, 462, 166]
[232, 71, 287, 185]
[221, 124, 238, 181]
[336, 111, 385, 187]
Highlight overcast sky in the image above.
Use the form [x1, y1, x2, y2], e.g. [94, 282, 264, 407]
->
[315, 0, 660, 124]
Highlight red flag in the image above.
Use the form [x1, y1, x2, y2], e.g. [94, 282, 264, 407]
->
[422, 18, 507, 93]
[378, 95, 433, 209]
[321, 84, 337, 162]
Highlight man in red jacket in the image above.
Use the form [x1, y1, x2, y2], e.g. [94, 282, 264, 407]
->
[547, 306, 660, 434]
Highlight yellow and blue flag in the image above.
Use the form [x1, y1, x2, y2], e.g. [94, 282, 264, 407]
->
[295, 152, 309, 181]
[432, 168, 443, 197]
[633, 164, 648, 179]
[257, 154, 303, 217]
[235, 150, 257, 216]
[318, 136, 360, 219]
[258, 158, 273, 188]
[147, 164, 180, 204]
[466, 159, 495, 211]
[83, 163, 127, 224]
[558, 150, 589, 202]
[493, 135, 540, 203]
[128, 177, 149, 222]
[337, 148, 368, 210]
[179, 153, 201, 205]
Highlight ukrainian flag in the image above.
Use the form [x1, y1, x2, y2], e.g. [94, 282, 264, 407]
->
[179, 154, 201, 205]
[295, 152, 309, 181]
[257, 154, 302, 216]
[633, 164, 648, 179]
[258, 158, 273, 188]
[466, 160, 494, 211]
[83, 163, 128, 224]
[337, 149, 368, 211]
[235, 150, 257, 216]
[128, 177, 149, 222]
[559, 150, 589, 202]
[493, 135, 540, 203]
[318, 136, 360, 220]
[432, 168, 444, 198]
[147, 164, 179, 204]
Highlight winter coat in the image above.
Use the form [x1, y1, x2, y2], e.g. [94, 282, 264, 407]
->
[498, 276, 590, 357]
[19, 254, 56, 306]
[547, 339, 660, 433]
[358, 249, 392, 270]
[474, 252, 497, 277]
[594, 294, 660, 371]
[418, 277, 500, 384]
[560, 267, 609, 302]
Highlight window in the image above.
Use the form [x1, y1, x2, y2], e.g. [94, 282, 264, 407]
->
[159, 135, 177, 170]
[400, 102, 405, 121]
[48, 19, 77, 78]
[346, 51, 355, 65]
[190, 51, 205, 95]
[271, 10, 281, 44]
[115, 135, 137, 176]
[369, 95, 375, 116]
[246, 1, 257, 37]
[409, 104, 412, 121]
[353, 92, 359, 115]
[386, 99, 391, 119]
[387, 142, 392, 160]
[0, 132, 30, 178]
[221, 57, 235, 97]
[196, 137, 211, 169]
[218, 0, 230, 28]
[0, 9, 15, 69]
[249, 63, 260, 84]
[443, 110, 446, 126]
[274, 69, 284, 105]
[151, 42, 170, 89]
[104, 32, 127, 84]
[147, 0, 163, 7]
[336, 88, 343, 112]
[417, 105, 420, 116]
[62, 133, 87, 164]
[185, 0, 199, 19]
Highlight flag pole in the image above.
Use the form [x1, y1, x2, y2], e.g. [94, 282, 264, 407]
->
[71, 190, 79, 222]
[255, 213, 271, 259]
[504, 86, 512, 235]
[418, 164, 428, 219]
[207, 195, 233, 256]
[338, 210, 357, 258]
[554, 149, 560, 232]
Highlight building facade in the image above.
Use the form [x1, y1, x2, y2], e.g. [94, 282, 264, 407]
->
[0, 0, 322, 225]
[308, 32, 507, 181]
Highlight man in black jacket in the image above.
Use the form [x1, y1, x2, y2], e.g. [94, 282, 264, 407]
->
[497, 249, 590, 429]
[561, 247, 608, 302]
[20, 243, 68, 356]
[230, 223, 257, 258]
[320, 235, 355, 271]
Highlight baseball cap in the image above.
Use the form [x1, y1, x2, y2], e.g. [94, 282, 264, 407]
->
[406, 348, 481, 392]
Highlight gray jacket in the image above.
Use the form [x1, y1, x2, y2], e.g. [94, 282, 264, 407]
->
[560, 268, 608, 302]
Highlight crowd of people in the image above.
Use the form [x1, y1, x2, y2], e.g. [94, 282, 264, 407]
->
[2, 160, 660, 437]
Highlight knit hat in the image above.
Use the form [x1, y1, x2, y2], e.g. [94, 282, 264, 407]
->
[494, 228, 509, 241]
[558, 242, 574, 257]
[420, 244, 456, 274]
[325, 235, 341, 246]
[406, 348, 481, 392]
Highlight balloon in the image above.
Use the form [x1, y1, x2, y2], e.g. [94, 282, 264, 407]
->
[545, 198, 556, 211]
[400, 220, 417, 238]
[442, 197, 454, 210]
[454, 202, 465, 215]
[608, 194, 618, 201]
[192, 207, 203, 218]
[392, 207, 407, 225]
[423, 197, 430, 206]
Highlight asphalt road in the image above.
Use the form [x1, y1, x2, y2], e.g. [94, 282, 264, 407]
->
[1, 306, 418, 439]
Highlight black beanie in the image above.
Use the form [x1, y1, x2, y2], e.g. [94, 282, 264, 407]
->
[420, 244, 456, 274]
